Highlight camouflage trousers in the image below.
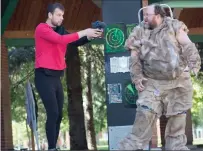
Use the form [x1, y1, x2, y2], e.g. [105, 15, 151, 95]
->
[119, 71, 193, 150]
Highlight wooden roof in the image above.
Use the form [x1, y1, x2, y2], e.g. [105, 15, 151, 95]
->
[179, 8, 203, 28]
[6, 0, 202, 31]
[6, 0, 102, 31]
[176, 8, 203, 34]
[3, 0, 203, 39]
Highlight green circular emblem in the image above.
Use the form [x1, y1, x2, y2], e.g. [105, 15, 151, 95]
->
[124, 83, 138, 105]
[106, 28, 125, 49]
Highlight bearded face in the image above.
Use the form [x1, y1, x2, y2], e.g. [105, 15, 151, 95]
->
[143, 6, 158, 29]
[48, 8, 64, 27]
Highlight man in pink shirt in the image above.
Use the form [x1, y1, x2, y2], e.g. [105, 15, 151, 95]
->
[34, 3, 103, 150]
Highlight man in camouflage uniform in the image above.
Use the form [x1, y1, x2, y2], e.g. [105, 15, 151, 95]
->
[119, 4, 201, 150]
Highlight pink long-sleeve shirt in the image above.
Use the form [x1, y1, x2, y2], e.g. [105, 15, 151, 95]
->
[34, 23, 79, 70]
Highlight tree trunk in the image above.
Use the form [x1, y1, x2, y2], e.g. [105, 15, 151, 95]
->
[66, 45, 88, 150]
[85, 49, 97, 150]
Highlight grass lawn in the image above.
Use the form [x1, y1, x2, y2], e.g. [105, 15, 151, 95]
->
[97, 145, 108, 150]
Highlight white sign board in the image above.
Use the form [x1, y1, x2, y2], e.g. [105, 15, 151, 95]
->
[110, 56, 130, 73]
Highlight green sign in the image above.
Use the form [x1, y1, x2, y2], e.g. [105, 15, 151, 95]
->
[105, 23, 137, 53]
[126, 24, 137, 37]
[124, 83, 138, 105]
[105, 24, 126, 53]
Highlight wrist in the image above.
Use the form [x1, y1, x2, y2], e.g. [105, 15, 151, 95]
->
[77, 29, 87, 38]
[87, 36, 93, 41]
[132, 74, 144, 84]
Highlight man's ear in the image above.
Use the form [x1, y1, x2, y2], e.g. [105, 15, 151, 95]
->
[48, 12, 52, 19]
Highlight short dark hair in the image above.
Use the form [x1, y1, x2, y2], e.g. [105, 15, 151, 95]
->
[47, 2, 64, 14]
[153, 4, 166, 18]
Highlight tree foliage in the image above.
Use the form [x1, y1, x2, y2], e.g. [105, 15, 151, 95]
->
[8, 46, 69, 144]
[191, 72, 203, 127]
[8, 46, 35, 74]
[79, 44, 107, 134]
[191, 43, 203, 127]
[8, 45, 107, 148]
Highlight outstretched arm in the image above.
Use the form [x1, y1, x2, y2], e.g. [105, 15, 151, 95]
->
[63, 30, 90, 47]
[70, 36, 90, 47]
[36, 25, 80, 45]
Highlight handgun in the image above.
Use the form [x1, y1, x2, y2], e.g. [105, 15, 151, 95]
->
[92, 21, 106, 30]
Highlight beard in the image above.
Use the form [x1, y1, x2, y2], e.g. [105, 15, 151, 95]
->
[143, 22, 150, 29]
[147, 22, 156, 30]
[148, 23, 154, 30]
[143, 22, 154, 30]
[51, 20, 62, 27]
[144, 17, 156, 29]
[149, 17, 157, 29]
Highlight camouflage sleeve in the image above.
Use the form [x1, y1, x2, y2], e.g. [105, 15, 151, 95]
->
[172, 19, 189, 34]
[182, 43, 201, 73]
[125, 26, 144, 83]
[124, 26, 143, 51]
[129, 51, 144, 84]
[172, 19, 201, 73]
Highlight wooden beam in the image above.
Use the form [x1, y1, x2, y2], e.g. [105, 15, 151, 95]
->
[4, 30, 35, 38]
[189, 27, 203, 35]
[5, 35, 203, 47]
[4, 27, 203, 39]
[1, 0, 19, 35]
[4, 30, 78, 39]
[173, 8, 183, 19]
[5, 38, 104, 47]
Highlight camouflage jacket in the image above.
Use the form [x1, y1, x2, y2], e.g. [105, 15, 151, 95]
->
[125, 17, 201, 81]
